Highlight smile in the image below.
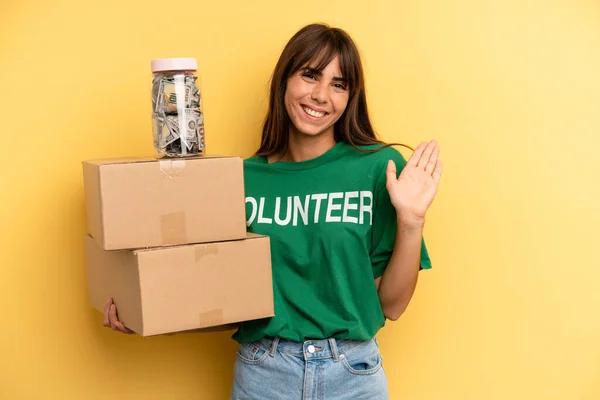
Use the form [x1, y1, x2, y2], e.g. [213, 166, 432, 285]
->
[302, 106, 327, 118]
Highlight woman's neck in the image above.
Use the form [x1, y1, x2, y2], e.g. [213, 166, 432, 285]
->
[272, 130, 336, 163]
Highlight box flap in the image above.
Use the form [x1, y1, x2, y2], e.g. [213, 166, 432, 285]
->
[131, 232, 265, 254]
[82, 154, 240, 166]
[245, 232, 266, 240]
[82, 162, 105, 248]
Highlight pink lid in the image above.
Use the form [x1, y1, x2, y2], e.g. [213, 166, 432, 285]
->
[151, 58, 197, 72]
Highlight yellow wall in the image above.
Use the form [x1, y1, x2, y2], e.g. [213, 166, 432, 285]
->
[1, 0, 599, 398]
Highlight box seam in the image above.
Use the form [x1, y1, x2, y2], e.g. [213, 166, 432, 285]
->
[98, 165, 107, 249]
[132, 235, 256, 253]
[136, 254, 144, 335]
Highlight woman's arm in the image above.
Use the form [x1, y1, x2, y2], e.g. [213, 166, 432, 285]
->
[376, 217, 424, 320]
[376, 140, 442, 320]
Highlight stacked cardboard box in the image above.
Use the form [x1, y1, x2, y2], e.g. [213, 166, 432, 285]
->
[82, 155, 273, 336]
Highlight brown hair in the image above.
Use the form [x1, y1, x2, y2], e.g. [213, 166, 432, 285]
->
[256, 23, 413, 156]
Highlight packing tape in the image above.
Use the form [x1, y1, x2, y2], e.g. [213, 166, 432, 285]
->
[159, 159, 186, 180]
[160, 212, 187, 244]
[198, 309, 224, 326]
[195, 244, 219, 262]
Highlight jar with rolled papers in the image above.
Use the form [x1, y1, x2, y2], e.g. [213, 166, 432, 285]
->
[151, 58, 205, 157]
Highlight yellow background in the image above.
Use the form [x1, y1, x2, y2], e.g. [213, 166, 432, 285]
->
[1, 0, 599, 398]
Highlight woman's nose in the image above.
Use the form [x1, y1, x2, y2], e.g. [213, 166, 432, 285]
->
[310, 82, 328, 103]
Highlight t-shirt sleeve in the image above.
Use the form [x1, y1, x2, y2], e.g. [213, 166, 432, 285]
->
[370, 149, 433, 279]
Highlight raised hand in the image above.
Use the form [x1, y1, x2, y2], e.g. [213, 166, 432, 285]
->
[385, 140, 442, 223]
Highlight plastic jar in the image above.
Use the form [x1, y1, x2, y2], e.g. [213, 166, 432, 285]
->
[151, 58, 205, 157]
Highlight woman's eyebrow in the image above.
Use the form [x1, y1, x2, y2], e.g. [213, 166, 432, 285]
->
[301, 67, 346, 82]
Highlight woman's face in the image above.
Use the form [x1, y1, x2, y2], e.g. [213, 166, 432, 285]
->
[284, 55, 350, 140]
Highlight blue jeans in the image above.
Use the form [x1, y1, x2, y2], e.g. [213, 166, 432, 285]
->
[230, 336, 389, 399]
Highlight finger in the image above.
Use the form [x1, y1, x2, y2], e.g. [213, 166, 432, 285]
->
[432, 160, 443, 183]
[115, 321, 135, 334]
[103, 298, 112, 327]
[109, 304, 119, 329]
[406, 142, 427, 168]
[425, 145, 440, 175]
[417, 140, 437, 169]
[385, 160, 397, 187]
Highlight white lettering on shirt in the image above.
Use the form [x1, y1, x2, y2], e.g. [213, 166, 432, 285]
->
[293, 195, 310, 226]
[274, 196, 292, 225]
[311, 193, 327, 224]
[325, 192, 343, 222]
[247, 191, 374, 227]
[258, 197, 272, 224]
[245, 196, 258, 226]
[359, 191, 373, 225]
[342, 191, 359, 223]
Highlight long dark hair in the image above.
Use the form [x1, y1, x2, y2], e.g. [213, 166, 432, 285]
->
[256, 23, 413, 156]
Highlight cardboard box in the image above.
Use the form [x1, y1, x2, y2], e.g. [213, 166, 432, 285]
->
[84, 233, 274, 336]
[82, 155, 247, 250]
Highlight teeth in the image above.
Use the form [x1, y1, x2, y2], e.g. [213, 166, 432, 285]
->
[303, 106, 325, 118]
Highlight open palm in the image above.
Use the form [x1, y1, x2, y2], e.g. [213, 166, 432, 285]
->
[386, 140, 442, 220]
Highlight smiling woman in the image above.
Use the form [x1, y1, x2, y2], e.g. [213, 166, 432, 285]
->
[255, 24, 418, 163]
[103, 22, 441, 400]
[284, 57, 349, 141]
[230, 23, 440, 399]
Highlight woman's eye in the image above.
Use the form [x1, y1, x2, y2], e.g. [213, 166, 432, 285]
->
[332, 83, 347, 92]
[303, 73, 317, 80]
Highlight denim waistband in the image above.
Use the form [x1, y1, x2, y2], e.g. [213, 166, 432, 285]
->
[256, 336, 375, 361]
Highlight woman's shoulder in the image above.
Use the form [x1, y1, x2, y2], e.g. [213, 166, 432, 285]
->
[243, 155, 267, 165]
[349, 142, 408, 165]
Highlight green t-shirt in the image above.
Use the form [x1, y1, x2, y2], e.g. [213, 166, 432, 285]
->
[232, 141, 431, 343]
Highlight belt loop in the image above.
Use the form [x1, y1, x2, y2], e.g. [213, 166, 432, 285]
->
[269, 337, 280, 357]
[329, 338, 340, 362]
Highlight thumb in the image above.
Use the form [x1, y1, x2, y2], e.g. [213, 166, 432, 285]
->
[386, 160, 397, 188]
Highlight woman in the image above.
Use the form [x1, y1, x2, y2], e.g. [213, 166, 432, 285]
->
[104, 23, 442, 399]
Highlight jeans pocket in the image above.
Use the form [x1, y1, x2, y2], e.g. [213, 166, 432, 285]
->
[340, 340, 383, 376]
[236, 342, 270, 365]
